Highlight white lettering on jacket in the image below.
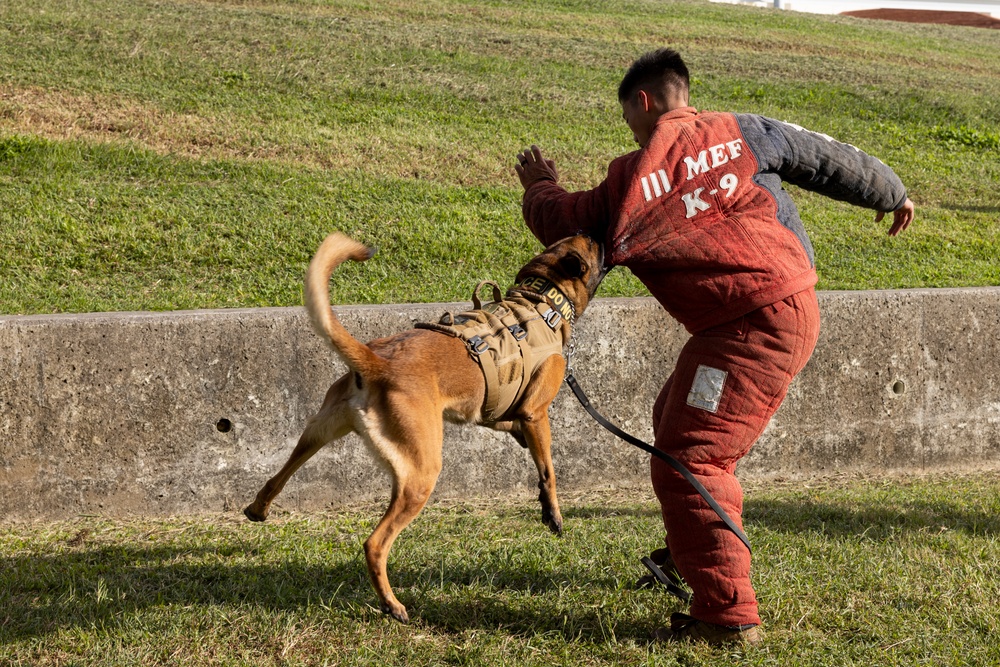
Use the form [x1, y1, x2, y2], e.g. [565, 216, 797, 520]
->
[682, 188, 711, 218]
[641, 169, 672, 202]
[684, 139, 744, 180]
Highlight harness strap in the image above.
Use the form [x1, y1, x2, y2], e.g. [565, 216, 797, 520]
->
[480, 307, 519, 419]
[494, 307, 534, 414]
[564, 373, 752, 555]
[475, 321, 503, 420]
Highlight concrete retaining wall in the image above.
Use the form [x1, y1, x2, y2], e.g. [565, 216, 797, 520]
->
[2, 288, 999, 521]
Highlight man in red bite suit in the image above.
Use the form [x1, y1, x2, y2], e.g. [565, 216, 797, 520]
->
[514, 48, 914, 645]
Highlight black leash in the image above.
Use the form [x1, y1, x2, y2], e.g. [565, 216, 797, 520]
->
[640, 555, 692, 603]
[564, 373, 752, 554]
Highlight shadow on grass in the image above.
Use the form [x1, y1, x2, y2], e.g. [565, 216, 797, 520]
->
[5, 492, 996, 645]
[412, 592, 659, 642]
[745, 494, 1000, 539]
[402, 560, 659, 642]
[562, 505, 661, 520]
[946, 204, 1000, 213]
[0, 537, 651, 644]
[0, 542, 366, 642]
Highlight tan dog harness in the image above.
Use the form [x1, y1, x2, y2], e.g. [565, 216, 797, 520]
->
[415, 279, 571, 423]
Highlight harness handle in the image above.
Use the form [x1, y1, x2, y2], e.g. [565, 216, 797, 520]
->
[472, 280, 504, 310]
[564, 373, 752, 554]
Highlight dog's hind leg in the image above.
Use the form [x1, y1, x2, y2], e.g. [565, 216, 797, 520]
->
[360, 401, 444, 624]
[244, 374, 354, 522]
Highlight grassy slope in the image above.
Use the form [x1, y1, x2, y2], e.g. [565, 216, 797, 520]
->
[3, 472, 1000, 665]
[0, 0, 998, 315]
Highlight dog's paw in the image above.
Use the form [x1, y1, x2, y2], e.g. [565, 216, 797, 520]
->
[542, 509, 563, 536]
[243, 505, 267, 522]
[381, 601, 409, 624]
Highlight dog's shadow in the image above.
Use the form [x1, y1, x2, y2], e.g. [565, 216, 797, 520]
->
[0, 541, 368, 643]
[0, 529, 652, 645]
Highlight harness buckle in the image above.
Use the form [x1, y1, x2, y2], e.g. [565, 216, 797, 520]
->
[467, 336, 489, 355]
[508, 324, 527, 341]
[542, 308, 562, 329]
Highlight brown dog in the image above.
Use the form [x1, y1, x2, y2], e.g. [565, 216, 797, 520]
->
[244, 232, 605, 623]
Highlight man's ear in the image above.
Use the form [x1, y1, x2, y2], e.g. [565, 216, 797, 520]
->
[638, 89, 650, 112]
[558, 252, 586, 278]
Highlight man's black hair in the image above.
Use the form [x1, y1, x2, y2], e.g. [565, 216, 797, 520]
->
[617, 48, 690, 102]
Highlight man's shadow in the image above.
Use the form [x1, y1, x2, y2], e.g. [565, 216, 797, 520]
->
[745, 492, 1000, 540]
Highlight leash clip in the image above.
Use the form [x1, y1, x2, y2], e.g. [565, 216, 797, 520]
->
[565, 339, 576, 375]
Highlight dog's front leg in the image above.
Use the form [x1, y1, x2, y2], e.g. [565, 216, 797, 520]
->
[491, 421, 529, 449]
[492, 407, 561, 532]
[519, 413, 563, 535]
[514, 356, 567, 536]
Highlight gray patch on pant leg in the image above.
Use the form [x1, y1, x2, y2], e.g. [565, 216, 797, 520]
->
[686, 365, 728, 413]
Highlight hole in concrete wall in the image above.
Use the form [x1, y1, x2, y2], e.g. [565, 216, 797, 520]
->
[216, 418, 233, 433]
[892, 380, 906, 395]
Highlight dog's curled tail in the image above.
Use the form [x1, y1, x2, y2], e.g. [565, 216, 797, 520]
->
[304, 233, 387, 378]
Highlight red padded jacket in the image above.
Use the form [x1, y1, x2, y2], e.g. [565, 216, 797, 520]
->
[523, 107, 908, 333]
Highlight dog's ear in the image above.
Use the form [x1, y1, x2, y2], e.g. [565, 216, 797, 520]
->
[557, 252, 586, 279]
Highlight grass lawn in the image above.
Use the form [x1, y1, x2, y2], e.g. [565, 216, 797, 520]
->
[3, 471, 1000, 666]
[1, 0, 998, 315]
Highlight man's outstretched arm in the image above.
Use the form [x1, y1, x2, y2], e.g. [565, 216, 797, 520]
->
[515, 144, 621, 247]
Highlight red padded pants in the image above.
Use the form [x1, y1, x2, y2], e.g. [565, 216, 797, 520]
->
[650, 288, 821, 627]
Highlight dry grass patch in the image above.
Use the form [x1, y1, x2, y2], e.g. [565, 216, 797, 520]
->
[0, 83, 539, 186]
[0, 85, 233, 154]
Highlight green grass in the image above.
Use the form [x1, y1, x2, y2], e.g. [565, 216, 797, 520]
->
[3, 471, 1000, 665]
[1, 0, 998, 315]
